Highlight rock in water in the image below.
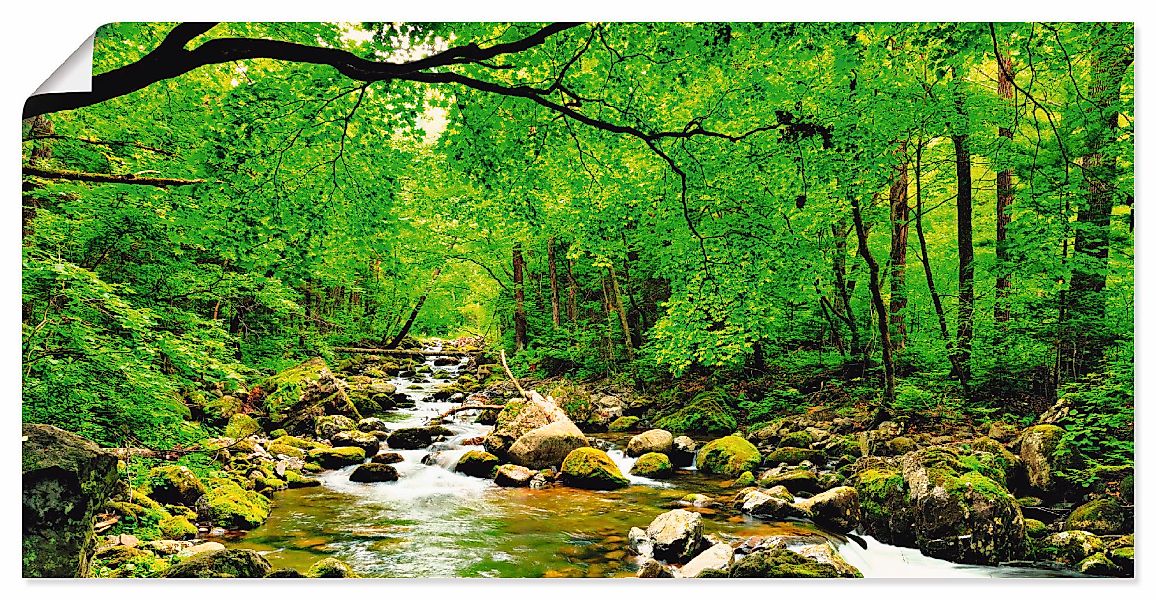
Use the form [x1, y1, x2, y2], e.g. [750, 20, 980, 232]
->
[22, 423, 118, 577]
[455, 450, 500, 478]
[263, 358, 360, 435]
[630, 452, 674, 478]
[645, 509, 704, 562]
[387, 425, 454, 450]
[307, 446, 366, 468]
[695, 435, 762, 476]
[730, 548, 845, 578]
[483, 394, 572, 459]
[315, 414, 357, 440]
[679, 542, 735, 578]
[636, 558, 674, 578]
[165, 549, 272, 578]
[795, 486, 861, 533]
[670, 436, 697, 468]
[506, 421, 589, 469]
[372, 452, 404, 465]
[626, 429, 674, 457]
[560, 448, 630, 490]
[349, 463, 399, 483]
[494, 464, 537, 487]
[306, 557, 358, 578]
[331, 430, 382, 456]
[1066, 498, 1128, 536]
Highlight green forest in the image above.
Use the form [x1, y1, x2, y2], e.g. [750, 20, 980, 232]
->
[22, 21, 1134, 579]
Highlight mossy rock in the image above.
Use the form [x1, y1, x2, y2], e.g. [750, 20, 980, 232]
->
[1041, 530, 1104, 564]
[608, 416, 641, 432]
[200, 394, 243, 426]
[349, 463, 399, 483]
[779, 431, 814, 449]
[224, 413, 262, 439]
[315, 415, 357, 440]
[696, 435, 762, 476]
[165, 549, 272, 578]
[194, 481, 271, 529]
[734, 471, 755, 488]
[758, 469, 819, 494]
[886, 436, 917, 455]
[765, 447, 826, 466]
[1017, 496, 1042, 507]
[158, 515, 198, 540]
[145, 465, 207, 507]
[729, 548, 846, 578]
[1076, 552, 1121, 576]
[1066, 498, 1127, 535]
[307, 446, 366, 469]
[284, 470, 321, 488]
[253, 476, 287, 493]
[631, 452, 674, 478]
[455, 450, 500, 478]
[1024, 518, 1049, 539]
[388, 425, 454, 450]
[654, 393, 738, 436]
[561, 448, 629, 490]
[306, 557, 358, 578]
[267, 442, 306, 459]
[1019, 424, 1074, 494]
[269, 428, 288, 439]
[273, 435, 323, 450]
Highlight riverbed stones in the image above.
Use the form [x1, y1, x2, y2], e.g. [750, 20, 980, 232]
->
[1042, 530, 1104, 564]
[494, 464, 537, 487]
[608, 416, 641, 432]
[795, 486, 860, 533]
[455, 450, 500, 478]
[696, 435, 762, 476]
[357, 417, 389, 433]
[387, 425, 454, 450]
[729, 548, 846, 578]
[306, 557, 358, 578]
[484, 394, 574, 459]
[741, 489, 811, 520]
[645, 509, 704, 562]
[265, 358, 360, 435]
[636, 558, 675, 578]
[315, 415, 357, 440]
[349, 463, 399, 483]
[331, 430, 381, 456]
[757, 468, 819, 494]
[627, 429, 674, 457]
[194, 480, 271, 529]
[679, 542, 735, 578]
[631, 452, 674, 478]
[175, 541, 226, 560]
[1018, 424, 1069, 494]
[794, 543, 863, 577]
[22, 423, 119, 578]
[307, 446, 366, 468]
[165, 548, 272, 578]
[145, 465, 207, 507]
[1065, 498, 1127, 535]
[670, 436, 697, 468]
[372, 452, 404, 465]
[560, 447, 630, 490]
[506, 421, 590, 469]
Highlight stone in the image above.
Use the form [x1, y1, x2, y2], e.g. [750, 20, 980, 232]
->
[159, 515, 198, 540]
[455, 450, 500, 478]
[730, 548, 846, 578]
[175, 541, 226, 559]
[742, 489, 811, 520]
[506, 421, 590, 469]
[224, 413, 262, 439]
[629, 526, 652, 557]
[758, 469, 820, 494]
[631, 452, 674, 478]
[349, 463, 399, 483]
[626, 429, 674, 457]
[795, 486, 860, 532]
[307, 446, 366, 468]
[494, 464, 537, 487]
[194, 480, 271, 529]
[388, 425, 454, 450]
[1076, 552, 1121, 576]
[696, 435, 762, 476]
[794, 543, 863, 577]
[22, 423, 119, 577]
[646, 509, 704, 562]
[636, 558, 674, 578]
[305, 557, 358, 578]
[372, 452, 404, 464]
[483, 394, 573, 458]
[315, 414, 357, 440]
[265, 358, 360, 435]
[1066, 498, 1127, 536]
[679, 542, 735, 578]
[1042, 530, 1104, 564]
[1019, 424, 1070, 494]
[357, 417, 389, 432]
[765, 446, 826, 466]
[165, 549, 272, 578]
[733, 471, 755, 487]
[331, 429, 381, 455]
[670, 436, 697, 468]
[145, 465, 207, 507]
[608, 416, 641, 432]
[560, 447, 630, 490]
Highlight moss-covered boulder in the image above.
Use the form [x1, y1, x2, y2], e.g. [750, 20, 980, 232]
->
[1019, 424, 1072, 494]
[331, 430, 381, 456]
[272, 435, 323, 451]
[608, 416, 641, 432]
[305, 557, 358, 578]
[267, 441, 306, 459]
[307, 446, 367, 468]
[507, 421, 590, 469]
[733, 470, 755, 487]
[145, 465, 207, 507]
[1066, 498, 1127, 536]
[372, 452, 404, 464]
[1024, 518, 1049, 539]
[1076, 552, 1121, 576]
[779, 431, 814, 449]
[349, 463, 399, 483]
[765, 447, 826, 466]
[224, 413, 262, 439]
[388, 425, 454, 450]
[631, 452, 674, 478]
[795, 486, 860, 533]
[22, 423, 119, 577]
[158, 515, 198, 540]
[198, 394, 243, 426]
[730, 548, 846, 578]
[264, 358, 360, 435]
[455, 450, 500, 478]
[1041, 530, 1104, 564]
[758, 469, 819, 494]
[494, 464, 536, 487]
[653, 393, 738, 436]
[696, 435, 762, 477]
[194, 481, 272, 529]
[165, 549, 272, 578]
[626, 429, 674, 457]
[560, 448, 629, 490]
[483, 395, 572, 459]
[315, 415, 357, 440]
[284, 470, 321, 488]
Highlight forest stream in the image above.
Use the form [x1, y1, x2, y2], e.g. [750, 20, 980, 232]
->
[222, 349, 1075, 578]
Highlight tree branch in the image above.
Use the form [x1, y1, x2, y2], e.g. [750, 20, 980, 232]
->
[23, 166, 204, 186]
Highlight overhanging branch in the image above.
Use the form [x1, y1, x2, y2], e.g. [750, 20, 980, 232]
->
[23, 166, 204, 187]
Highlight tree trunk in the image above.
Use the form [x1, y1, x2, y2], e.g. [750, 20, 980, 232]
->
[851, 195, 895, 411]
[831, 223, 862, 364]
[952, 96, 975, 386]
[512, 243, 528, 352]
[548, 236, 561, 327]
[565, 256, 578, 323]
[608, 262, 634, 360]
[385, 267, 442, 348]
[995, 53, 1015, 324]
[888, 141, 909, 350]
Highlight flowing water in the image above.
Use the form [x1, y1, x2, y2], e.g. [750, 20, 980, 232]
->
[225, 350, 1075, 578]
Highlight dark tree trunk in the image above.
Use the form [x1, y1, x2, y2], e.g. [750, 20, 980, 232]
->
[831, 223, 862, 364]
[888, 141, 909, 350]
[548, 236, 561, 327]
[952, 96, 975, 386]
[386, 268, 441, 349]
[995, 53, 1015, 324]
[565, 256, 578, 323]
[851, 195, 895, 411]
[512, 243, 528, 351]
[608, 262, 633, 360]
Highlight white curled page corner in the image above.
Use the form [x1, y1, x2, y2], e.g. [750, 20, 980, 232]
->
[33, 33, 95, 95]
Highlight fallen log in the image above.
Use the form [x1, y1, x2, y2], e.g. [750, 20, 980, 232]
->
[436, 404, 505, 420]
[331, 347, 479, 357]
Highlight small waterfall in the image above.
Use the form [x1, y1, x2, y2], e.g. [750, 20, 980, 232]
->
[835, 534, 1073, 578]
[605, 448, 673, 488]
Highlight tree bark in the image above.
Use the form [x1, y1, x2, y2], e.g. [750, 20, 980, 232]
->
[565, 256, 578, 323]
[548, 237, 561, 327]
[22, 166, 204, 187]
[512, 243, 528, 351]
[608, 262, 634, 360]
[851, 195, 895, 411]
[952, 95, 975, 386]
[830, 223, 862, 365]
[385, 267, 442, 348]
[995, 53, 1015, 324]
[888, 141, 909, 350]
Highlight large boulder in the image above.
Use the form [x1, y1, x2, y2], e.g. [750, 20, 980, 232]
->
[315, 414, 357, 440]
[144, 465, 207, 507]
[483, 394, 572, 459]
[1041, 530, 1104, 564]
[729, 548, 846, 578]
[194, 480, 272, 529]
[349, 463, 399, 483]
[263, 358, 360, 435]
[307, 446, 366, 468]
[696, 435, 762, 476]
[631, 453, 674, 479]
[1018, 424, 1071, 495]
[1065, 498, 1128, 536]
[757, 468, 819, 494]
[165, 548, 272, 578]
[740, 489, 811, 520]
[388, 425, 454, 450]
[22, 424, 119, 577]
[560, 448, 629, 490]
[679, 542, 735, 578]
[306, 557, 358, 578]
[670, 436, 697, 468]
[331, 430, 381, 456]
[506, 421, 589, 469]
[626, 429, 674, 457]
[795, 486, 860, 533]
[653, 393, 738, 436]
[455, 450, 500, 478]
[645, 509, 704, 562]
[494, 464, 536, 487]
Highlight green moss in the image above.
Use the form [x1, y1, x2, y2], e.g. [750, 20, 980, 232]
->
[145, 465, 207, 507]
[730, 548, 847, 578]
[1066, 498, 1127, 535]
[284, 470, 321, 488]
[267, 442, 306, 459]
[273, 435, 322, 450]
[654, 392, 738, 436]
[696, 435, 762, 476]
[456, 450, 500, 478]
[196, 481, 271, 529]
[734, 471, 755, 487]
[856, 468, 906, 521]
[608, 416, 641, 432]
[886, 436, 916, 455]
[305, 557, 358, 578]
[765, 447, 825, 465]
[560, 447, 629, 490]
[224, 413, 262, 439]
[1024, 519, 1049, 539]
[269, 428, 288, 439]
[630, 452, 674, 478]
[779, 431, 813, 448]
[307, 446, 366, 468]
[947, 471, 1013, 501]
[159, 515, 198, 540]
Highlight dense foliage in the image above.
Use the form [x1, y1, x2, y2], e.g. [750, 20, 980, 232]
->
[22, 22, 1132, 470]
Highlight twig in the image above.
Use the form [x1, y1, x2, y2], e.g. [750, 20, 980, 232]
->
[499, 349, 528, 399]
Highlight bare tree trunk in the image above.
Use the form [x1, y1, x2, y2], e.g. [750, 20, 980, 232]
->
[608, 262, 634, 360]
[831, 223, 862, 365]
[952, 95, 975, 386]
[851, 195, 895, 412]
[386, 268, 442, 348]
[888, 141, 909, 350]
[995, 53, 1015, 324]
[512, 243, 528, 352]
[548, 236, 561, 327]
